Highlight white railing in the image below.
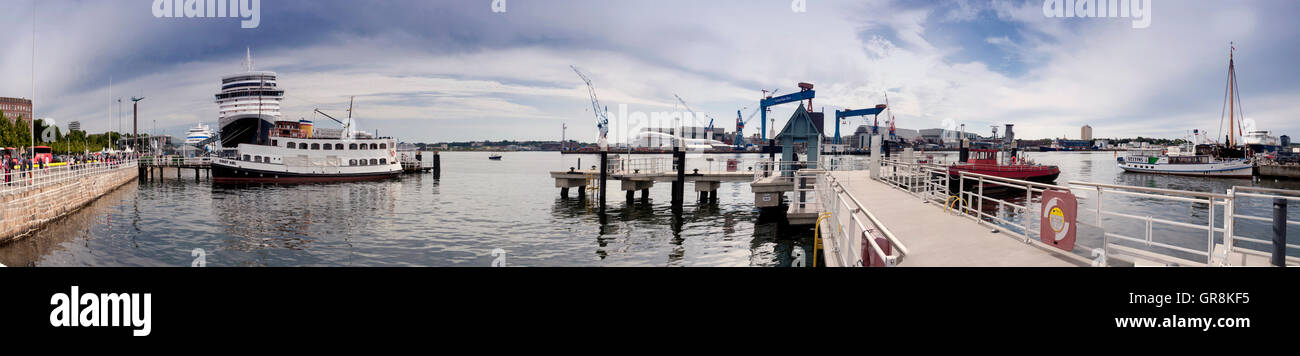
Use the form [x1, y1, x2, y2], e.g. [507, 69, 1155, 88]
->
[939, 171, 1298, 267]
[2, 159, 139, 197]
[141, 155, 211, 167]
[878, 159, 950, 204]
[753, 160, 818, 183]
[815, 170, 909, 266]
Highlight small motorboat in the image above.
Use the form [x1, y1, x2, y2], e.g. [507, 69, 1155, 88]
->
[949, 149, 1060, 185]
[489, 153, 503, 160]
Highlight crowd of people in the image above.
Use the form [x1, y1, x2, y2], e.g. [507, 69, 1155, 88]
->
[2, 149, 139, 187]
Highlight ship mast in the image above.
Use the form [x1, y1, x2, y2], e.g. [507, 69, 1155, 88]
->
[1228, 44, 1236, 147]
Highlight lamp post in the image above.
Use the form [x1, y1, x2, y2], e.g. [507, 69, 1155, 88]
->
[131, 96, 144, 152]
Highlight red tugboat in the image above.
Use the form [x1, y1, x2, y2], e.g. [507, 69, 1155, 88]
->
[948, 149, 1060, 184]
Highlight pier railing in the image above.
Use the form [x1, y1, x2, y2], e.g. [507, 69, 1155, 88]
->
[940, 171, 1299, 266]
[2, 159, 139, 197]
[140, 155, 211, 167]
[815, 169, 909, 267]
[878, 159, 950, 204]
[1223, 187, 1300, 265]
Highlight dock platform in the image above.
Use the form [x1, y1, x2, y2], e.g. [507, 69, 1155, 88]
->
[822, 170, 1085, 267]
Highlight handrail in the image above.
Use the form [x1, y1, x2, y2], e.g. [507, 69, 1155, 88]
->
[1068, 180, 1229, 199]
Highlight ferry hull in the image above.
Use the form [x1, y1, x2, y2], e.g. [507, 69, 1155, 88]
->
[211, 162, 400, 184]
[1117, 164, 1253, 178]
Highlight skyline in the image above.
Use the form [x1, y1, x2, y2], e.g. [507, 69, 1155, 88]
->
[2, 0, 1298, 144]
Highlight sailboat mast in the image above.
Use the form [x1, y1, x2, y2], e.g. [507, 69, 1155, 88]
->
[1228, 45, 1235, 147]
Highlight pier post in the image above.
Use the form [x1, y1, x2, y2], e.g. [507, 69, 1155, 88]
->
[195, 167, 200, 182]
[560, 187, 569, 198]
[626, 190, 634, 201]
[433, 152, 441, 178]
[672, 147, 685, 207]
[1273, 198, 1288, 267]
[599, 151, 608, 210]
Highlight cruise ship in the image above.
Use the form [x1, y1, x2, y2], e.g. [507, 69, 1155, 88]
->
[210, 50, 401, 183]
[184, 123, 215, 152]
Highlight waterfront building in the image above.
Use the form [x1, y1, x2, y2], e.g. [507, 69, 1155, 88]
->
[0, 97, 33, 123]
[1081, 125, 1093, 140]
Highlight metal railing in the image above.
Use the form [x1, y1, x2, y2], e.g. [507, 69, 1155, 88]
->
[753, 160, 819, 183]
[2, 159, 139, 197]
[809, 156, 1300, 267]
[815, 170, 909, 266]
[141, 155, 211, 167]
[878, 159, 950, 204]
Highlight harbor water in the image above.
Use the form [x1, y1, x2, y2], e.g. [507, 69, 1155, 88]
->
[1, 151, 1296, 267]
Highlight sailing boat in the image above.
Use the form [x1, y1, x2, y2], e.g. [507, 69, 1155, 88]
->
[1118, 44, 1253, 178]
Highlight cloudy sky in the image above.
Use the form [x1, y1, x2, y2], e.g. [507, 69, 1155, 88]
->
[2, 0, 1297, 144]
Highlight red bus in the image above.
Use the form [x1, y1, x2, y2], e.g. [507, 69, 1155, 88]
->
[33, 146, 53, 164]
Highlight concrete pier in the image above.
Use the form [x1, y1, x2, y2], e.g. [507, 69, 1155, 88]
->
[551, 169, 750, 202]
[818, 170, 1085, 267]
[1258, 164, 1300, 180]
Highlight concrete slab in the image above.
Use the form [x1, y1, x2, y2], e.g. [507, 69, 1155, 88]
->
[830, 170, 1085, 267]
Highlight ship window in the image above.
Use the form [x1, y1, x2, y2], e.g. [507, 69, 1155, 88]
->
[311, 143, 320, 150]
[254, 156, 262, 163]
[370, 143, 378, 150]
[349, 143, 357, 150]
[323, 144, 332, 150]
[370, 159, 378, 165]
[335, 144, 344, 150]
[380, 158, 387, 164]
[242, 154, 250, 161]
[380, 143, 387, 149]
[349, 159, 357, 166]
[286, 141, 294, 148]
[271, 140, 278, 147]
[298, 143, 308, 149]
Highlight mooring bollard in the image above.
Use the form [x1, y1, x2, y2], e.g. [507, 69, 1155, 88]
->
[1273, 198, 1288, 267]
[433, 152, 441, 178]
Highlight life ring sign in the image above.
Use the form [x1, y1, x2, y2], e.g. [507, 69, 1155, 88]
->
[1039, 189, 1078, 251]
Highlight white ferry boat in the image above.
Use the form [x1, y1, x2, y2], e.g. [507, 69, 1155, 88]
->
[1118, 149, 1253, 178]
[211, 50, 400, 183]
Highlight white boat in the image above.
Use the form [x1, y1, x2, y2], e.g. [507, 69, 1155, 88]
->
[1118, 149, 1253, 178]
[210, 49, 400, 183]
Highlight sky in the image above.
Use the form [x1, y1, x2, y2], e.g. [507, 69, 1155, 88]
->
[1, 0, 1298, 144]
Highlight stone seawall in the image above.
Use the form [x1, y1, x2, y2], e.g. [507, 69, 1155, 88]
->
[0, 167, 138, 244]
[1258, 164, 1300, 180]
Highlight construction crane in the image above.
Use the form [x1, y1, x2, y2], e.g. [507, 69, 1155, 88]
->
[732, 89, 778, 148]
[759, 84, 814, 141]
[571, 65, 610, 149]
[673, 93, 715, 141]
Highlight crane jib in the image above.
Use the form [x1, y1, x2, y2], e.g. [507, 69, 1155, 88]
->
[760, 90, 815, 107]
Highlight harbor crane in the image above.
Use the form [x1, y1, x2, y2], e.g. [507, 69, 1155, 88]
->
[832, 104, 886, 145]
[759, 84, 815, 141]
[733, 89, 777, 148]
[673, 93, 716, 141]
[571, 65, 610, 149]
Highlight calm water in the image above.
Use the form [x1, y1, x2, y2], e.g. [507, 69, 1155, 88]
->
[1, 151, 1296, 267]
[0, 152, 811, 267]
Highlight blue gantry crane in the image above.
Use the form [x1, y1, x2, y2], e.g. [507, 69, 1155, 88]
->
[759, 83, 815, 142]
[833, 104, 887, 145]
